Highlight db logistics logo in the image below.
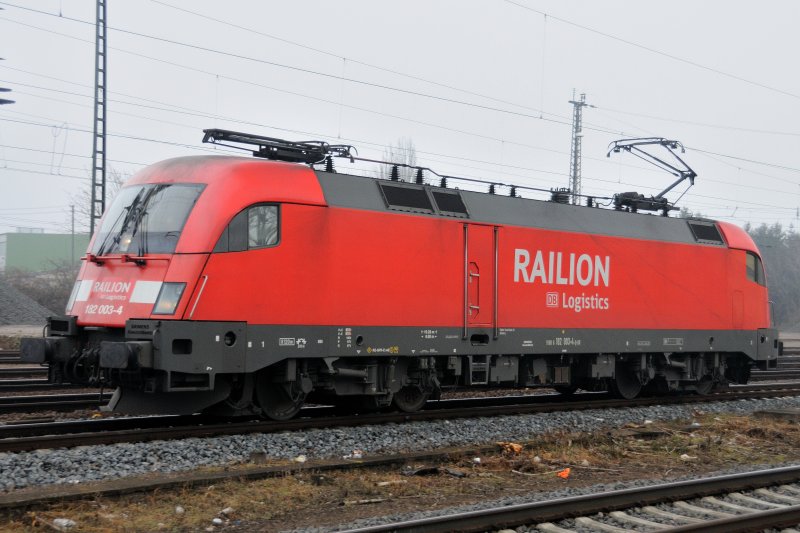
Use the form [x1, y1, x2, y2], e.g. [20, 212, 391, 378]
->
[546, 292, 559, 308]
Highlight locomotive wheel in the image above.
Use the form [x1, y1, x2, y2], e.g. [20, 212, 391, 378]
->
[609, 364, 642, 400]
[255, 372, 305, 421]
[392, 385, 430, 413]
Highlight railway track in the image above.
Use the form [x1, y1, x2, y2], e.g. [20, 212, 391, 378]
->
[0, 392, 111, 414]
[0, 383, 798, 454]
[0, 350, 21, 363]
[0, 351, 93, 392]
[752, 346, 800, 381]
[0, 380, 86, 392]
[0, 367, 48, 378]
[2, 425, 800, 527]
[338, 466, 800, 533]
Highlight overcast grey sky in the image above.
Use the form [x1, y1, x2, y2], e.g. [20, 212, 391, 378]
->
[1, 1, 799, 235]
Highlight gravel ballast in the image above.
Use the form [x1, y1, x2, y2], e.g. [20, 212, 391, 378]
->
[295, 464, 800, 532]
[1, 395, 800, 493]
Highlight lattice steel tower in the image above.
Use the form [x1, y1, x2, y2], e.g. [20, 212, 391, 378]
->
[568, 91, 590, 205]
[90, 0, 107, 235]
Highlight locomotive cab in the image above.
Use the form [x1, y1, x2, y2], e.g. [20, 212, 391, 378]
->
[21, 156, 328, 417]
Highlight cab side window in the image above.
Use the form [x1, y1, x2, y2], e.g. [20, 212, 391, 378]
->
[248, 206, 279, 248]
[745, 251, 766, 286]
[214, 204, 280, 252]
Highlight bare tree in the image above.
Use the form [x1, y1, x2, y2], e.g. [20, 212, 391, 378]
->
[377, 137, 418, 181]
[678, 206, 705, 219]
[4, 260, 80, 315]
[70, 167, 130, 232]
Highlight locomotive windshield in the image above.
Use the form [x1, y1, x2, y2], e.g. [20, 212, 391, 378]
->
[91, 183, 205, 255]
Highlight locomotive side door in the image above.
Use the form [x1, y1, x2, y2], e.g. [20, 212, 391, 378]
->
[463, 224, 498, 337]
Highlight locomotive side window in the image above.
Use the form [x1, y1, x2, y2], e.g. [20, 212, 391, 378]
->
[248, 206, 279, 248]
[746, 251, 766, 286]
[214, 204, 280, 252]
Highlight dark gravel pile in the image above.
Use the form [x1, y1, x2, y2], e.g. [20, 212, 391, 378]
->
[0, 278, 52, 325]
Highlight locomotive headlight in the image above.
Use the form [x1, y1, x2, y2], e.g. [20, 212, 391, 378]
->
[152, 282, 186, 315]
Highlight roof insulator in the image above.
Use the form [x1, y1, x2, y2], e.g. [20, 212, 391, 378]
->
[510, 186, 517, 198]
[440, 177, 447, 188]
[325, 156, 335, 173]
[415, 168, 424, 184]
[489, 183, 496, 195]
[390, 165, 399, 181]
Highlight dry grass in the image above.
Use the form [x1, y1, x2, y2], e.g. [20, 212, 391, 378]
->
[1, 412, 799, 532]
[0, 336, 20, 351]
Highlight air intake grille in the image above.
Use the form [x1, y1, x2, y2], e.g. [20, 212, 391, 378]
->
[688, 221, 724, 244]
[379, 183, 434, 213]
[432, 191, 468, 216]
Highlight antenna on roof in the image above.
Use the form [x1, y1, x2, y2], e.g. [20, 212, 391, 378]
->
[606, 137, 697, 216]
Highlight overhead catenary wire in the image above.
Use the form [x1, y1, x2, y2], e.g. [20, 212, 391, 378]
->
[503, 0, 800, 101]
[149, 0, 563, 120]
[596, 104, 800, 138]
[6, 107, 799, 213]
[4, 117, 773, 219]
[5, 68, 800, 199]
[4, 95, 799, 219]
[0, 4, 584, 131]
[1, 3, 796, 229]
[3, 13, 799, 187]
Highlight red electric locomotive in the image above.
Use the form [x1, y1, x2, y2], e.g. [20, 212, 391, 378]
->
[22, 131, 780, 419]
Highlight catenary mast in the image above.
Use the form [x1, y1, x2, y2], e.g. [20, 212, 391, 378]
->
[90, 0, 107, 235]
[568, 91, 590, 205]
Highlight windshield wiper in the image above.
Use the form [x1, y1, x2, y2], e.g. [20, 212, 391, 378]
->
[95, 205, 132, 257]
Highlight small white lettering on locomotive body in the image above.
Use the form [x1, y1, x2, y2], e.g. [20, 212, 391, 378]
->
[513, 249, 610, 287]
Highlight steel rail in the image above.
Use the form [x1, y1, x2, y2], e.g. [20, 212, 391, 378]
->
[336, 466, 800, 533]
[0, 392, 112, 413]
[0, 382, 85, 392]
[0, 378, 60, 388]
[0, 384, 798, 453]
[665, 505, 800, 533]
[0, 351, 21, 363]
[0, 367, 48, 377]
[752, 369, 800, 381]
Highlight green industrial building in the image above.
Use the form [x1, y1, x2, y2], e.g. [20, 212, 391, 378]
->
[0, 232, 90, 272]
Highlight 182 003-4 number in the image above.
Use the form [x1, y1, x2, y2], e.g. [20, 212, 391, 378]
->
[85, 304, 124, 315]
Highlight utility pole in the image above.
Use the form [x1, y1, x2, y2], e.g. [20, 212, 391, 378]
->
[0, 11, 12, 105]
[0, 56, 14, 105]
[0, 88, 13, 105]
[568, 90, 591, 205]
[90, 0, 107, 235]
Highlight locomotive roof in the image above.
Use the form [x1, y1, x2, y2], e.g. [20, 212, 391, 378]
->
[127, 155, 758, 254]
[315, 170, 756, 251]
